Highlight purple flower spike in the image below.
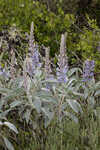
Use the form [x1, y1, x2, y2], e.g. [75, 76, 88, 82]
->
[0, 65, 9, 78]
[56, 33, 68, 83]
[26, 22, 41, 77]
[82, 60, 95, 82]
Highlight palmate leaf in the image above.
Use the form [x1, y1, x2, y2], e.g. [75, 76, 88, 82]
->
[41, 107, 54, 128]
[34, 90, 57, 104]
[10, 100, 23, 108]
[33, 98, 41, 113]
[95, 81, 100, 90]
[68, 68, 82, 77]
[95, 90, 100, 97]
[0, 121, 3, 125]
[4, 122, 18, 134]
[1, 87, 24, 101]
[88, 96, 95, 107]
[0, 109, 11, 118]
[0, 87, 11, 94]
[64, 111, 78, 123]
[72, 91, 84, 99]
[67, 99, 83, 113]
[23, 109, 32, 124]
[3, 137, 14, 150]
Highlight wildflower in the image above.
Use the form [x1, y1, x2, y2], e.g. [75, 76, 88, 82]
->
[82, 59, 95, 82]
[0, 65, 9, 78]
[44, 47, 54, 90]
[26, 22, 41, 76]
[56, 33, 68, 83]
[45, 47, 53, 79]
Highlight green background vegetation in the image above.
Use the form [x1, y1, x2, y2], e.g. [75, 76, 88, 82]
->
[0, 1, 100, 150]
[0, 0, 100, 73]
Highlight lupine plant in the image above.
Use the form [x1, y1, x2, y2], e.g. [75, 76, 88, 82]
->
[56, 32, 69, 83]
[0, 22, 100, 150]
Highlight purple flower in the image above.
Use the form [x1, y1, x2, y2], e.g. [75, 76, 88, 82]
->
[26, 22, 41, 77]
[82, 60, 95, 82]
[56, 33, 68, 83]
[44, 47, 54, 90]
[0, 66, 9, 78]
[27, 44, 41, 76]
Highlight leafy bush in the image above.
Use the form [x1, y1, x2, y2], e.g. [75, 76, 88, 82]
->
[0, 22, 100, 150]
[0, 0, 100, 74]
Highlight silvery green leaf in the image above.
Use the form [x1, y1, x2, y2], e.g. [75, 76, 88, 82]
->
[64, 111, 78, 123]
[10, 101, 22, 108]
[74, 83, 82, 91]
[45, 78, 58, 83]
[61, 103, 68, 110]
[95, 90, 100, 97]
[84, 87, 89, 99]
[67, 100, 82, 113]
[35, 69, 42, 78]
[4, 122, 18, 134]
[3, 137, 14, 150]
[26, 76, 31, 92]
[33, 99, 41, 113]
[89, 96, 95, 107]
[96, 107, 100, 119]
[42, 108, 54, 127]
[0, 109, 11, 118]
[95, 81, 100, 90]
[0, 87, 11, 94]
[2, 87, 24, 101]
[0, 121, 3, 125]
[68, 68, 82, 77]
[23, 109, 31, 124]
[41, 107, 54, 118]
[0, 99, 5, 109]
[44, 115, 52, 128]
[73, 91, 84, 98]
[42, 98, 57, 104]
[67, 78, 77, 87]
[35, 90, 52, 98]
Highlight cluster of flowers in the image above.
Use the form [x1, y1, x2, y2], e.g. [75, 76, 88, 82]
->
[26, 22, 41, 77]
[0, 22, 95, 83]
[83, 60, 95, 82]
[56, 33, 68, 83]
[0, 65, 9, 78]
[23, 22, 95, 83]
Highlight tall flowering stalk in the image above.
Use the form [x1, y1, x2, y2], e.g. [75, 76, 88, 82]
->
[56, 32, 68, 83]
[44, 47, 54, 90]
[25, 22, 41, 77]
[82, 59, 95, 82]
[45, 47, 52, 79]
[10, 48, 16, 79]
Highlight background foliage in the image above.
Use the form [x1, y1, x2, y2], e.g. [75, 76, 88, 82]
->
[0, 0, 100, 74]
[0, 2, 100, 149]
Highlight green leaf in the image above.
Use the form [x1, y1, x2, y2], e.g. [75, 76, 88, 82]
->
[88, 96, 95, 107]
[10, 100, 22, 108]
[0, 121, 3, 125]
[2, 87, 24, 101]
[0, 87, 11, 94]
[42, 107, 54, 128]
[64, 111, 78, 123]
[68, 68, 82, 77]
[23, 109, 31, 124]
[4, 122, 18, 134]
[3, 137, 14, 150]
[67, 99, 82, 113]
[33, 98, 41, 113]
[73, 91, 84, 98]
[95, 90, 100, 97]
